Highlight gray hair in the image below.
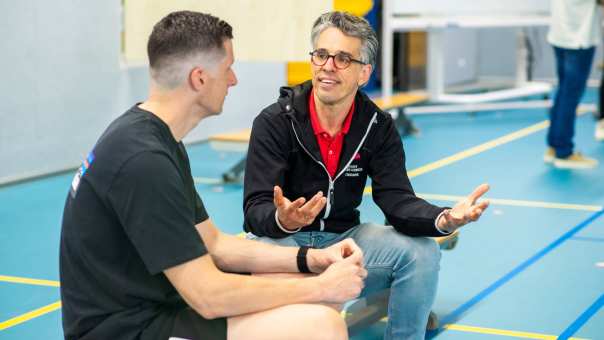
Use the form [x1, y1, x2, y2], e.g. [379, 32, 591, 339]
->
[311, 11, 378, 66]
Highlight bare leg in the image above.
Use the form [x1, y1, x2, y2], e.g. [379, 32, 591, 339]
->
[227, 304, 347, 340]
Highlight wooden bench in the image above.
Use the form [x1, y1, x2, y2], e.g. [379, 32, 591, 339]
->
[373, 91, 428, 111]
[208, 129, 252, 182]
[208, 92, 428, 182]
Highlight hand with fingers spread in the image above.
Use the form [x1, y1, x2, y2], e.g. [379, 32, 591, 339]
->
[307, 238, 363, 273]
[437, 183, 491, 233]
[314, 249, 367, 304]
[273, 185, 327, 231]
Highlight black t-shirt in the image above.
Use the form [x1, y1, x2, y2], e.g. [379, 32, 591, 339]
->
[60, 105, 209, 340]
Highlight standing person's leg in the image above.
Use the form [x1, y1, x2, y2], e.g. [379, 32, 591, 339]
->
[547, 46, 596, 158]
[545, 46, 567, 161]
[596, 60, 604, 141]
[599, 62, 604, 120]
[548, 46, 570, 157]
[322, 223, 441, 340]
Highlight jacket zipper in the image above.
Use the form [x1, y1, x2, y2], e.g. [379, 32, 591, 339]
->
[289, 112, 378, 230]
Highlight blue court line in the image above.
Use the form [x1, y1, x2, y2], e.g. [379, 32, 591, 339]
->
[570, 236, 604, 243]
[558, 293, 604, 339]
[428, 209, 604, 338]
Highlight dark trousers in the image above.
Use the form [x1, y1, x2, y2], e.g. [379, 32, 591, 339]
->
[598, 61, 604, 119]
[547, 45, 595, 158]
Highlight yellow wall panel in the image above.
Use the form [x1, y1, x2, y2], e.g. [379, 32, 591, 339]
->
[123, 0, 332, 63]
[333, 0, 373, 16]
[286, 61, 312, 86]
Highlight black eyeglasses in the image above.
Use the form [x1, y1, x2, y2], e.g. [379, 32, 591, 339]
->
[309, 49, 367, 69]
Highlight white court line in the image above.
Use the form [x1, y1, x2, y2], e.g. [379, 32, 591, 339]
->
[417, 193, 603, 212]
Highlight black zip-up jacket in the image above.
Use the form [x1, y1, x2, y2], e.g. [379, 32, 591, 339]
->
[243, 81, 446, 238]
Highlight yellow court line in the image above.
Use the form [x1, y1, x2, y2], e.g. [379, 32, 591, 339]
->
[0, 301, 62, 331]
[379, 318, 587, 339]
[363, 119, 550, 196]
[0, 275, 60, 287]
[416, 193, 603, 212]
[406, 119, 550, 178]
[443, 323, 588, 340]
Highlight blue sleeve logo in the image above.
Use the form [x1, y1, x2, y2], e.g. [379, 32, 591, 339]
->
[70, 151, 95, 198]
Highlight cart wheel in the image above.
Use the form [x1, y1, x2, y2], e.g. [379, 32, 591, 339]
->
[427, 311, 439, 330]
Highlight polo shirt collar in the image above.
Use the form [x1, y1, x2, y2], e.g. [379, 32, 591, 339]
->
[308, 88, 355, 136]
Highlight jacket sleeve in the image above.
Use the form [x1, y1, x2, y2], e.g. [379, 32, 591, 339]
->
[368, 115, 446, 237]
[243, 112, 293, 238]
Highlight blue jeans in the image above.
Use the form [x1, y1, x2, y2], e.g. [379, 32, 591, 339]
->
[548, 45, 595, 158]
[248, 223, 441, 340]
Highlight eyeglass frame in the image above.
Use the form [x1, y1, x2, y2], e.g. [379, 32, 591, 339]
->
[309, 49, 367, 70]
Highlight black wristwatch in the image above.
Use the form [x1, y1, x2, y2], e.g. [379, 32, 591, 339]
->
[297, 246, 312, 273]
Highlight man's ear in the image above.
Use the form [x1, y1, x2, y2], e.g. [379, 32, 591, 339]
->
[190, 67, 206, 91]
[358, 64, 373, 87]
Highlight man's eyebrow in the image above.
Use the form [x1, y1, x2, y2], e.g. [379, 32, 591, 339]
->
[316, 48, 354, 56]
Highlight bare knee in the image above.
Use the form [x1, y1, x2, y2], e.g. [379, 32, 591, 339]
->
[228, 304, 348, 340]
[308, 306, 348, 340]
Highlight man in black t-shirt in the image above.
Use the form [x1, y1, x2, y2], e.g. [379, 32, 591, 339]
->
[60, 11, 366, 340]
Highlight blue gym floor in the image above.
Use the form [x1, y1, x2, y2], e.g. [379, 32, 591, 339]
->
[1, 89, 603, 339]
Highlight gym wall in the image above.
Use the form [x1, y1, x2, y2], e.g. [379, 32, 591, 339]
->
[0, 0, 285, 185]
[1, 0, 600, 184]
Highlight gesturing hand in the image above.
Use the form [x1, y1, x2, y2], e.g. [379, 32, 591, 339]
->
[274, 186, 327, 231]
[437, 183, 490, 233]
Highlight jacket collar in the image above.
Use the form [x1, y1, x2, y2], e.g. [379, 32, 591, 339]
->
[278, 81, 379, 177]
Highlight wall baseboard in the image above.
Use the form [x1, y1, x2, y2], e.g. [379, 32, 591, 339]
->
[0, 165, 79, 188]
[477, 76, 600, 88]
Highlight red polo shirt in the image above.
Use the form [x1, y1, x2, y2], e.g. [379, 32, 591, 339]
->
[309, 89, 355, 178]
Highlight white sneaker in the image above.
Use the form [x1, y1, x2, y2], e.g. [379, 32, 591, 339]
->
[553, 152, 598, 169]
[543, 147, 555, 163]
[595, 119, 604, 141]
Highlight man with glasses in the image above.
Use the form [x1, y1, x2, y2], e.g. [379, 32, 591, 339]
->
[243, 11, 490, 339]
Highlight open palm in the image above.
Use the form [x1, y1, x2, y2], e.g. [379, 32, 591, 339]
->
[438, 183, 490, 233]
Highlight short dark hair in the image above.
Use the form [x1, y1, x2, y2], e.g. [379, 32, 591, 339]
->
[147, 11, 233, 87]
